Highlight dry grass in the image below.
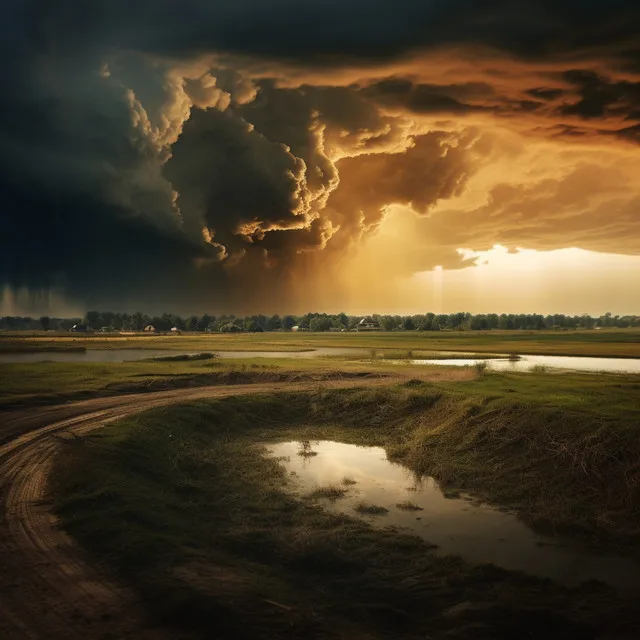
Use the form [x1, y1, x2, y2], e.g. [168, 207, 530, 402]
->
[354, 502, 390, 516]
[396, 501, 424, 511]
[308, 485, 348, 500]
[49, 388, 640, 638]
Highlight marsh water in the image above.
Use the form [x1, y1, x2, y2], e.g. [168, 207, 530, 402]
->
[1, 346, 640, 373]
[403, 353, 640, 374]
[264, 440, 640, 591]
[0, 346, 363, 364]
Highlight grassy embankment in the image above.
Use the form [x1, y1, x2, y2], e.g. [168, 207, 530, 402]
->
[2, 327, 640, 357]
[0, 357, 401, 410]
[0, 352, 480, 410]
[50, 373, 640, 638]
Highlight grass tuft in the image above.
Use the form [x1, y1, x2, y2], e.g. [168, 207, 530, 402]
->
[355, 502, 390, 516]
[395, 501, 424, 511]
[48, 387, 640, 637]
[308, 485, 348, 500]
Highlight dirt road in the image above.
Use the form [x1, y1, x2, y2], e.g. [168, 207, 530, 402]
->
[0, 377, 403, 639]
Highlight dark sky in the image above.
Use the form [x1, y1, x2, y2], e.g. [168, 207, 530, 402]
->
[1, 1, 639, 314]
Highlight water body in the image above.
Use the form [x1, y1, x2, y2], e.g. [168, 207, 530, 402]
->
[0, 346, 365, 364]
[264, 440, 640, 591]
[1, 347, 639, 373]
[403, 354, 640, 374]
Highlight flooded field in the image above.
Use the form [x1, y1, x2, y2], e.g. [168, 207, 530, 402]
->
[403, 353, 640, 374]
[265, 440, 640, 591]
[0, 346, 365, 364]
[1, 346, 640, 373]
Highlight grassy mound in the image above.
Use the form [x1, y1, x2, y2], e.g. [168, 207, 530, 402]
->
[50, 384, 640, 638]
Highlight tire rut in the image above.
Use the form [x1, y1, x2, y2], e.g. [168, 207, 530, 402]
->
[0, 377, 396, 639]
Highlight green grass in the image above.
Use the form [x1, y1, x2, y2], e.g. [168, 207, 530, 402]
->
[446, 370, 640, 419]
[396, 501, 424, 511]
[354, 502, 390, 516]
[0, 358, 393, 409]
[50, 390, 640, 638]
[308, 485, 349, 500]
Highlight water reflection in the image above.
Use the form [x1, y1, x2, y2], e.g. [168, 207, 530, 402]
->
[1, 346, 639, 373]
[0, 346, 366, 364]
[264, 440, 640, 591]
[403, 354, 640, 374]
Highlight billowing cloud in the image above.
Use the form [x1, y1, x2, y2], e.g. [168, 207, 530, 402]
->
[0, 0, 639, 313]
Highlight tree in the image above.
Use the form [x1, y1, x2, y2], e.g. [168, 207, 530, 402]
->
[267, 315, 282, 331]
[379, 315, 395, 331]
[186, 315, 199, 331]
[402, 317, 416, 331]
[39, 316, 50, 331]
[198, 314, 213, 331]
[131, 312, 146, 331]
[85, 311, 101, 329]
[282, 315, 296, 330]
[101, 311, 115, 329]
[310, 316, 332, 332]
[335, 313, 349, 329]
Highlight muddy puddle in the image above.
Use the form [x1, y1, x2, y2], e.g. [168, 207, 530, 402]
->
[264, 440, 640, 591]
[398, 354, 640, 374]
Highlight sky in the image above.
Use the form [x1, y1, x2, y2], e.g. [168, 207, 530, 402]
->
[1, 1, 639, 316]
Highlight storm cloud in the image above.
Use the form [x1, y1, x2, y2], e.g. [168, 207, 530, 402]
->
[1, 0, 639, 313]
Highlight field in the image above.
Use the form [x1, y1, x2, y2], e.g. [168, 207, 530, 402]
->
[50, 383, 640, 638]
[2, 330, 640, 638]
[2, 326, 640, 357]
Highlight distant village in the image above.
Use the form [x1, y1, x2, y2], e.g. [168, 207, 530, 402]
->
[2, 311, 639, 333]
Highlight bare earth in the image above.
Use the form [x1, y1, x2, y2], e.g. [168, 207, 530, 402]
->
[0, 375, 429, 639]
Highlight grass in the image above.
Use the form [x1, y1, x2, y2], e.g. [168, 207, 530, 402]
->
[50, 390, 640, 638]
[3, 327, 640, 357]
[0, 358, 396, 410]
[396, 501, 424, 511]
[309, 485, 349, 500]
[354, 502, 390, 516]
[146, 352, 217, 362]
[297, 441, 319, 457]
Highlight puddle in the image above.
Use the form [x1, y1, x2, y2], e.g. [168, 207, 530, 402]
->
[264, 440, 640, 591]
[396, 354, 640, 374]
[1, 346, 638, 373]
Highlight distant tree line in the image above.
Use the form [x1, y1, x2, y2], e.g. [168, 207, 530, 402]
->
[1, 311, 640, 332]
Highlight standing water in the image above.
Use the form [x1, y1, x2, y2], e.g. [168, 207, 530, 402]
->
[264, 440, 640, 591]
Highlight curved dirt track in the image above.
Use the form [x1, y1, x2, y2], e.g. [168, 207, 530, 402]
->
[0, 377, 400, 639]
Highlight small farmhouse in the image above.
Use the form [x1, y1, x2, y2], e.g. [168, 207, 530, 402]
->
[356, 316, 380, 332]
[143, 325, 156, 333]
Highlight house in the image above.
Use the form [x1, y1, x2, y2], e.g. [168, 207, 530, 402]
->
[143, 325, 156, 333]
[356, 316, 380, 332]
[170, 326, 181, 334]
[221, 322, 243, 333]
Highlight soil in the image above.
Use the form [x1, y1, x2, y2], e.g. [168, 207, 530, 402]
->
[0, 377, 405, 639]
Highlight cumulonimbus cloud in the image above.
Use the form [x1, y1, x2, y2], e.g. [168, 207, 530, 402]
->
[0, 0, 638, 313]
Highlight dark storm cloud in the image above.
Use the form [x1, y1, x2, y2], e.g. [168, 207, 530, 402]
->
[24, 0, 638, 65]
[324, 130, 484, 250]
[1, 0, 639, 313]
[362, 79, 494, 115]
[559, 70, 640, 119]
[164, 107, 313, 250]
